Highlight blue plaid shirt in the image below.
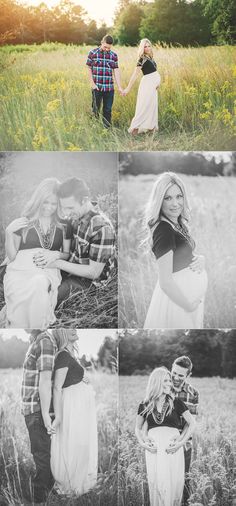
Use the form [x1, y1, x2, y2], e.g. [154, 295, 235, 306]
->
[86, 47, 119, 92]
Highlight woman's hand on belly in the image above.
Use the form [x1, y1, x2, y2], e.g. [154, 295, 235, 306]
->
[166, 440, 183, 454]
[142, 437, 157, 453]
[33, 250, 60, 268]
[190, 254, 205, 273]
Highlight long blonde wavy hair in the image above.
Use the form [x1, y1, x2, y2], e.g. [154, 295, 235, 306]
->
[22, 178, 60, 221]
[52, 329, 80, 359]
[142, 367, 174, 417]
[137, 38, 153, 60]
[143, 172, 191, 248]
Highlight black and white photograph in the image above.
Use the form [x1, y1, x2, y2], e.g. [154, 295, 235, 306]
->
[0, 328, 118, 506]
[0, 152, 118, 329]
[119, 328, 236, 506]
[119, 152, 236, 329]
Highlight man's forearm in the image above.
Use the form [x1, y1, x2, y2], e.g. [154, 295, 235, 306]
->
[56, 259, 100, 280]
[114, 68, 122, 90]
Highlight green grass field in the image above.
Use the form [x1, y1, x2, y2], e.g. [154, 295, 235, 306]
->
[119, 375, 236, 506]
[119, 174, 236, 328]
[0, 43, 235, 151]
[0, 368, 118, 506]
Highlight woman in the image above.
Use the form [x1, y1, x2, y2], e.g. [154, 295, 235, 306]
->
[136, 367, 195, 506]
[144, 172, 208, 329]
[2, 178, 71, 329]
[124, 39, 161, 135]
[51, 329, 97, 496]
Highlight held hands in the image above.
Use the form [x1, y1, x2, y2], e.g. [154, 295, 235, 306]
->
[51, 417, 61, 434]
[33, 250, 60, 268]
[42, 413, 55, 435]
[6, 217, 29, 234]
[190, 255, 205, 273]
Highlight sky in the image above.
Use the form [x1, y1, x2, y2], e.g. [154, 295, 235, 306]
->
[1, 329, 117, 358]
[19, 0, 119, 26]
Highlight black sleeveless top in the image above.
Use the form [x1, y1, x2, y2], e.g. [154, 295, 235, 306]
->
[152, 221, 195, 273]
[138, 398, 188, 431]
[137, 57, 157, 75]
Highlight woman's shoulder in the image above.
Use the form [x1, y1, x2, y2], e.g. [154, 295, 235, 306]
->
[137, 57, 144, 67]
[138, 401, 147, 415]
[153, 220, 175, 238]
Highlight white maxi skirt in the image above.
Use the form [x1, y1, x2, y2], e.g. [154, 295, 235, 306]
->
[128, 71, 161, 133]
[3, 248, 61, 329]
[146, 427, 184, 506]
[144, 267, 208, 329]
[51, 382, 98, 496]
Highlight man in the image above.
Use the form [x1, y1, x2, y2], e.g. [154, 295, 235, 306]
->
[171, 356, 199, 506]
[21, 329, 59, 505]
[86, 34, 123, 127]
[44, 177, 116, 305]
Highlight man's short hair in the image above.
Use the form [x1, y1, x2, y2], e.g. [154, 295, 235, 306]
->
[172, 356, 193, 375]
[58, 178, 90, 202]
[102, 34, 113, 45]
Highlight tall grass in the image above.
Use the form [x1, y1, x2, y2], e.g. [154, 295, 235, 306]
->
[0, 44, 235, 151]
[119, 375, 236, 506]
[119, 174, 236, 328]
[0, 369, 118, 506]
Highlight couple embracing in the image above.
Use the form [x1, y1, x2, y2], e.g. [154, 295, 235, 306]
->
[87, 34, 160, 134]
[136, 356, 199, 506]
[22, 329, 97, 505]
[0, 176, 115, 328]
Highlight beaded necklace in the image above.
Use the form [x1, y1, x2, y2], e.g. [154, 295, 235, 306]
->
[34, 220, 56, 249]
[161, 216, 195, 250]
[152, 399, 169, 425]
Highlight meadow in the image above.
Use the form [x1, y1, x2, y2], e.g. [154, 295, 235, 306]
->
[0, 43, 235, 151]
[119, 375, 236, 506]
[0, 368, 118, 506]
[119, 174, 236, 328]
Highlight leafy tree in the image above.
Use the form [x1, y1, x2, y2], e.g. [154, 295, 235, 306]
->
[201, 0, 236, 44]
[114, 3, 145, 45]
[140, 0, 212, 46]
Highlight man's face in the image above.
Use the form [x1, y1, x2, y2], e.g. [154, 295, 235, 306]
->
[101, 42, 112, 52]
[59, 195, 84, 220]
[171, 363, 189, 389]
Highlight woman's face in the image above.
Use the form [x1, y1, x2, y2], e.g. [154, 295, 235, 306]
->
[161, 183, 184, 222]
[40, 193, 58, 218]
[68, 329, 79, 343]
[144, 42, 152, 55]
[162, 373, 172, 395]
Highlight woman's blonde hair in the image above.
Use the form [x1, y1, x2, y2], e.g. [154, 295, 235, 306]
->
[143, 172, 190, 246]
[52, 329, 80, 358]
[137, 38, 153, 60]
[142, 367, 173, 417]
[22, 178, 60, 222]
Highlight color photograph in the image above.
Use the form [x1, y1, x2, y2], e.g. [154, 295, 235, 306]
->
[119, 328, 236, 506]
[0, 328, 118, 506]
[119, 151, 236, 329]
[0, 0, 235, 151]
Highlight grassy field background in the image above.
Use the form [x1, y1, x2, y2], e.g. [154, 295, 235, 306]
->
[0, 43, 235, 151]
[119, 375, 236, 506]
[119, 174, 236, 328]
[0, 368, 118, 506]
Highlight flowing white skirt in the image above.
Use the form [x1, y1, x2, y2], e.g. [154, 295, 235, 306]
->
[51, 382, 98, 496]
[128, 71, 161, 133]
[146, 427, 184, 506]
[3, 248, 61, 329]
[144, 267, 208, 329]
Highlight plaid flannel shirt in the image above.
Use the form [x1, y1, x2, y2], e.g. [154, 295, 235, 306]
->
[86, 47, 119, 92]
[21, 331, 57, 416]
[70, 206, 116, 286]
[173, 381, 199, 449]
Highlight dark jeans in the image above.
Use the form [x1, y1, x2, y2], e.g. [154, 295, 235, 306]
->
[92, 89, 114, 127]
[183, 446, 192, 505]
[57, 273, 92, 307]
[24, 411, 54, 503]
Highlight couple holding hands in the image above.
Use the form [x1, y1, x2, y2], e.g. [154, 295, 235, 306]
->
[86, 34, 161, 134]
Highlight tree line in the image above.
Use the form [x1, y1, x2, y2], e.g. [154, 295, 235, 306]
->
[119, 152, 236, 176]
[119, 329, 236, 378]
[0, 334, 117, 372]
[0, 0, 235, 46]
